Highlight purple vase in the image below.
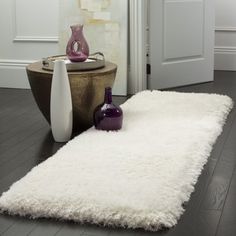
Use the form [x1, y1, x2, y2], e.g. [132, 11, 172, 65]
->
[66, 24, 89, 62]
[94, 87, 123, 131]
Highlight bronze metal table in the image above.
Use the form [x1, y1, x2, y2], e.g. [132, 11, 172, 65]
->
[26, 61, 117, 132]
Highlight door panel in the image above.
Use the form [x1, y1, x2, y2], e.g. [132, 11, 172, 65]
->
[164, 1, 204, 60]
[149, 0, 215, 89]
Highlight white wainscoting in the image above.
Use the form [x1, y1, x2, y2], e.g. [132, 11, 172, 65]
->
[215, 0, 236, 71]
[0, 0, 59, 88]
[215, 45, 236, 71]
[0, 60, 34, 88]
[215, 28, 236, 71]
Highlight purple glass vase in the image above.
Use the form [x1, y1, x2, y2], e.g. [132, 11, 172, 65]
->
[66, 24, 89, 62]
[94, 87, 123, 131]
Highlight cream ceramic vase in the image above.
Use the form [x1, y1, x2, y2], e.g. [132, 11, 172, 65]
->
[50, 60, 73, 142]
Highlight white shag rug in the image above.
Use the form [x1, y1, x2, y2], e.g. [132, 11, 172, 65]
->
[0, 91, 233, 231]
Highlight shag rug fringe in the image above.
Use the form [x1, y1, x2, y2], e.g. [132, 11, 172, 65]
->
[0, 91, 233, 231]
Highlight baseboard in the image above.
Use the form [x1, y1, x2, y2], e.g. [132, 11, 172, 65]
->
[214, 47, 236, 71]
[0, 60, 35, 89]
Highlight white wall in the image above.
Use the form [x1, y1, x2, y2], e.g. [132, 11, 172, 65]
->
[0, 0, 59, 88]
[215, 0, 236, 71]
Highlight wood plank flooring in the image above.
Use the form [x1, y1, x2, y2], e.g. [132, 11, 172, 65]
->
[0, 70, 236, 236]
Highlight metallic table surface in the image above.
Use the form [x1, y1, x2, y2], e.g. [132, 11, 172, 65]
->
[26, 61, 117, 132]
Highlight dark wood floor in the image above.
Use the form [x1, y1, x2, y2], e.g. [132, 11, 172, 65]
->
[0, 71, 236, 236]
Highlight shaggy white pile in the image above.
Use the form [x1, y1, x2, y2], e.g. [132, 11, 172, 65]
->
[0, 91, 233, 231]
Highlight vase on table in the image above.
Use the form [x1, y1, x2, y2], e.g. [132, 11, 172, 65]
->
[50, 60, 73, 142]
[93, 87, 123, 131]
[66, 24, 89, 62]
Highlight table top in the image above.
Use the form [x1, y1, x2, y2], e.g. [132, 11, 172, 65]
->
[27, 61, 117, 76]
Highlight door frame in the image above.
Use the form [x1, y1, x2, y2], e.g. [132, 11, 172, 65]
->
[129, 0, 148, 94]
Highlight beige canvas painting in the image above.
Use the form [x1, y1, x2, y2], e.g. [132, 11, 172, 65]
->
[59, 0, 128, 95]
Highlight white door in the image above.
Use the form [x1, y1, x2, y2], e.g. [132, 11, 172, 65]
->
[149, 0, 215, 89]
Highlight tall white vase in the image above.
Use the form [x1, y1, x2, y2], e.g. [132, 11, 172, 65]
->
[50, 60, 73, 142]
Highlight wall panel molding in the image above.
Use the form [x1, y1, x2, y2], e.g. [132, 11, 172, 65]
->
[215, 0, 236, 70]
[214, 47, 236, 71]
[215, 46, 236, 54]
[12, 0, 59, 43]
[0, 0, 58, 89]
[13, 36, 59, 43]
[215, 27, 236, 32]
[0, 59, 36, 67]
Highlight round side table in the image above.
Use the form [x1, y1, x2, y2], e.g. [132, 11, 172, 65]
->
[26, 61, 117, 132]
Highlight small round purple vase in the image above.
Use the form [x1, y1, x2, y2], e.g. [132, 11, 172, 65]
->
[94, 87, 123, 131]
[66, 24, 89, 62]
